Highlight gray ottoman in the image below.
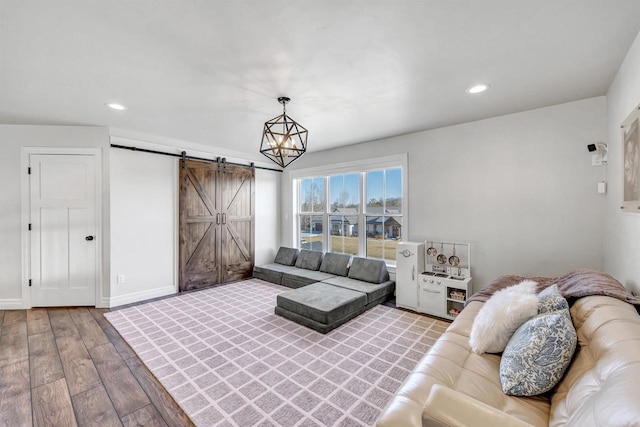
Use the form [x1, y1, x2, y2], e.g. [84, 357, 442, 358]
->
[275, 282, 368, 334]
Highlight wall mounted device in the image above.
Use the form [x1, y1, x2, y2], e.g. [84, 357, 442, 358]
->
[588, 142, 608, 166]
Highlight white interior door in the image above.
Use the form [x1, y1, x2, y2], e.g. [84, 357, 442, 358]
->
[30, 154, 97, 306]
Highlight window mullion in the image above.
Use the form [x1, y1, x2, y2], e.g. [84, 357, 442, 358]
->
[381, 169, 386, 260]
[323, 176, 329, 253]
[295, 179, 300, 248]
[359, 171, 365, 257]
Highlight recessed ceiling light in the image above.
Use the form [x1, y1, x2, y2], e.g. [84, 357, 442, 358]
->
[106, 103, 127, 110]
[466, 84, 490, 94]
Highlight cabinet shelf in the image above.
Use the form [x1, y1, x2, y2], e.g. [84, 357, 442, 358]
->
[444, 282, 471, 320]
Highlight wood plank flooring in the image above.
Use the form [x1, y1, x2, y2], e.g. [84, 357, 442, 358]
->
[0, 308, 194, 427]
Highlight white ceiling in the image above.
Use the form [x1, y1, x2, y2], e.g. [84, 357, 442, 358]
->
[2, 1, 640, 158]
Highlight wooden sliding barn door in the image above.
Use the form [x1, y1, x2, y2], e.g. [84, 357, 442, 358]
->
[220, 164, 255, 283]
[179, 160, 254, 291]
[179, 160, 222, 291]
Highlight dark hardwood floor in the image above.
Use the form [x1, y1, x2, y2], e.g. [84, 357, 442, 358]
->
[0, 307, 194, 427]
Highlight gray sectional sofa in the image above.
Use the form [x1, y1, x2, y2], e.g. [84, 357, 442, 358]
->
[253, 247, 395, 333]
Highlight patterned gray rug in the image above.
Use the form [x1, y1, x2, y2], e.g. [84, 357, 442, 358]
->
[105, 279, 448, 426]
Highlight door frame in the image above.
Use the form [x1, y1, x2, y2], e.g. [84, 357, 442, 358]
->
[21, 147, 104, 308]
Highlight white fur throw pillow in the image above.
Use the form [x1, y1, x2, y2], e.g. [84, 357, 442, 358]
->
[469, 280, 539, 354]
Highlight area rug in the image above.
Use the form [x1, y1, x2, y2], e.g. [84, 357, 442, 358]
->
[105, 279, 448, 426]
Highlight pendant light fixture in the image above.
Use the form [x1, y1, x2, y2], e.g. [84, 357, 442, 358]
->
[260, 97, 308, 168]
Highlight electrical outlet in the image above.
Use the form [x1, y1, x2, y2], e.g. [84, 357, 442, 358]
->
[117, 274, 125, 284]
[598, 181, 607, 194]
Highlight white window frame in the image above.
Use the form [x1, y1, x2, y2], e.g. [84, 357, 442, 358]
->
[290, 154, 408, 266]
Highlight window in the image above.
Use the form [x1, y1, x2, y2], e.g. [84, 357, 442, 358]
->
[329, 173, 359, 255]
[298, 177, 324, 251]
[295, 162, 404, 263]
[365, 168, 402, 262]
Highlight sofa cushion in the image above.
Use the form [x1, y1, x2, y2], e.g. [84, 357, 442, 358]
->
[538, 283, 568, 314]
[253, 263, 299, 275]
[295, 250, 323, 271]
[319, 252, 351, 276]
[500, 307, 577, 396]
[276, 282, 367, 325]
[347, 257, 389, 283]
[252, 270, 282, 285]
[281, 269, 336, 287]
[322, 276, 394, 304]
[274, 247, 299, 266]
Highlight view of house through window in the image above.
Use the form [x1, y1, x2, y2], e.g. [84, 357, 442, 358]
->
[365, 168, 402, 261]
[329, 173, 359, 255]
[299, 177, 324, 251]
[297, 167, 403, 262]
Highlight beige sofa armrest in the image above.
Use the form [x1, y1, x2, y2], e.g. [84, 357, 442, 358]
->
[423, 385, 534, 427]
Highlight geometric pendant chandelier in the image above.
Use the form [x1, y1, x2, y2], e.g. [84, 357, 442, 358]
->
[259, 96, 308, 168]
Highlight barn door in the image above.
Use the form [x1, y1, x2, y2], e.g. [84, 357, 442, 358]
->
[179, 160, 221, 291]
[179, 160, 255, 291]
[220, 165, 255, 282]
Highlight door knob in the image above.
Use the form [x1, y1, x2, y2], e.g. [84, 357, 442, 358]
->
[85, 235, 94, 241]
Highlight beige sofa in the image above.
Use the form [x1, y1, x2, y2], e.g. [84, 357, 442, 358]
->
[377, 295, 640, 426]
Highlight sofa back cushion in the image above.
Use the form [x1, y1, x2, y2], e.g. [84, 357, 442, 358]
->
[347, 257, 389, 284]
[274, 247, 299, 266]
[295, 250, 323, 271]
[549, 296, 640, 425]
[320, 253, 351, 276]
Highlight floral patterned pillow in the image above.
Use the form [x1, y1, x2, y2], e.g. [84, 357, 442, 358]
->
[500, 308, 577, 396]
[538, 284, 569, 314]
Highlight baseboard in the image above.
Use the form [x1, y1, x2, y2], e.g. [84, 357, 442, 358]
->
[0, 298, 27, 309]
[96, 297, 111, 309]
[108, 285, 177, 308]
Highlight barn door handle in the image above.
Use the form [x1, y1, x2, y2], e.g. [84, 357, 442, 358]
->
[222, 213, 227, 224]
[85, 235, 94, 241]
[216, 213, 220, 224]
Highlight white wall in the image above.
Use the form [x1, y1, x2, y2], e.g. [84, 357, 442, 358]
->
[107, 136, 281, 307]
[255, 169, 281, 265]
[604, 31, 640, 294]
[0, 125, 281, 309]
[283, 98, 607, 291]
[109, 148, 178, 306]
[0, 125, 110, 308]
